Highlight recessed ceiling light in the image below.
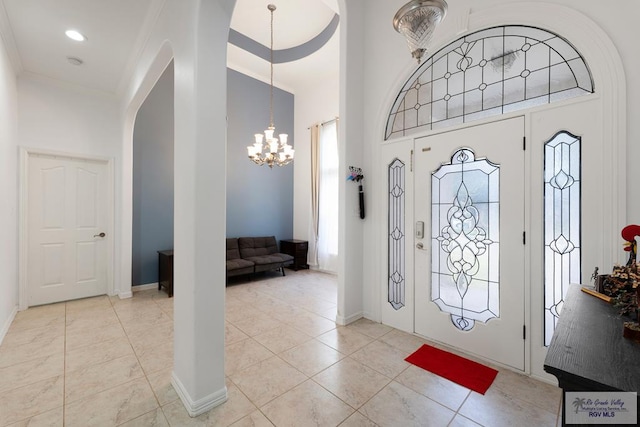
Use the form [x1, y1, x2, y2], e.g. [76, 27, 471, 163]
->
[65, 29, 86, 42]
[67, 57, 84, 66]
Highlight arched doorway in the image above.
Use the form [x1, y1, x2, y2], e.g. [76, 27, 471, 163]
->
[377, 3, 626, 380]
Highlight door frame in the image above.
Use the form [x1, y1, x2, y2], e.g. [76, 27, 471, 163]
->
[18, 147, 115, 310]
[378, 95, 610, 380]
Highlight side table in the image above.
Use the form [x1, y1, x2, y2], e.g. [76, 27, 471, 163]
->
[158, 250, 174, 297]
[280, 239, 309, 271]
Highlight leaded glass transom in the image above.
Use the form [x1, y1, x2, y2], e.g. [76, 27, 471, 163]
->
[385, 26, 594, 140]
[431, 149, 500, 331]
[544, 131, 581, 346]
[388, 159, 405, 310]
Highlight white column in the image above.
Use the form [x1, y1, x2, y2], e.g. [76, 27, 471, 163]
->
[171, 0, 233, 416]
[337, 0, 366, 325]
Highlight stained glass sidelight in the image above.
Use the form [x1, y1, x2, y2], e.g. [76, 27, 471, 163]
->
[431, 149, 500, 331]
[388, 159, 406, 310]
[385, 26, 594, 140]
[544, 132, 581, 346]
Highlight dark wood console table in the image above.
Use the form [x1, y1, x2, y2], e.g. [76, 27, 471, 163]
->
[544, 283, 640, 426]
[280, 239, 309, 271]
[157, 250, 174, 297]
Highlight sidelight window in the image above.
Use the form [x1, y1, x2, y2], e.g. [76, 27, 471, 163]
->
[544, 131, 581, 346]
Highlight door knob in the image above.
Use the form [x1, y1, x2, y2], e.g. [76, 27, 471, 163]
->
[94, 232, 106, 238]
[416, 242, 424, 249]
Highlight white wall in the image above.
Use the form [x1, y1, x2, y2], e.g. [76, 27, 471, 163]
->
[18, 74, 120, 158]
[17, 74, 122, 301]
[0, 30, 18, 343]
[293, 75, 339, 267]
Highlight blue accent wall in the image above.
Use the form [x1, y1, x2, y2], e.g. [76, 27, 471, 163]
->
[226, 68, 294, 243]
[132, 63, 174, 286]
[131, 66, 293, 286]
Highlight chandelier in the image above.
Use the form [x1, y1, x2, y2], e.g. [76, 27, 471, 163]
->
[393, 0, 448, 64]
[247, 4, 294, 168]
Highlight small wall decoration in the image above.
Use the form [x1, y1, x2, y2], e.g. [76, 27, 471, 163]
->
[347, 166, 365, 219]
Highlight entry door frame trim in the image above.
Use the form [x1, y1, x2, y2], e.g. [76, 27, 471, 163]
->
[18, 147, 115, 310]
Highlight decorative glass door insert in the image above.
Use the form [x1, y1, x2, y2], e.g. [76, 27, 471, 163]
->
[544, 131, 581, 346]
[414, 117, 524, 370]
[431, 148, 500, 331]
[385, 26, 594, 140]
[388, 159, 406, 310]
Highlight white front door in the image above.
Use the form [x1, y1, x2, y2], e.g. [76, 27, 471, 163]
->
[28, 154, 109, 306]
[414, 117, 526, 370]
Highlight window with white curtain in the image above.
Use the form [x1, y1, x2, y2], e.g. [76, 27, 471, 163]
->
[316, 120, 339, 273]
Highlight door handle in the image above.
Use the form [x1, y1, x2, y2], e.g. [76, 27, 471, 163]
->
[93, 232, 106, 238]
[416, 242, 424, 249]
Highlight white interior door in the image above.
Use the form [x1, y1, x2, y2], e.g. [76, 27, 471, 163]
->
[414, 117, 525, 370]
[28, 154, 109, 306]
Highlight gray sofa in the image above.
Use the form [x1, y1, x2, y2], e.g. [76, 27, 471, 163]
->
[226, 236, 294, 278]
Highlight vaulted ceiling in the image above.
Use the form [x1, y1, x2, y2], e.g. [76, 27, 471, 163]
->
[0, 0, 339, 95]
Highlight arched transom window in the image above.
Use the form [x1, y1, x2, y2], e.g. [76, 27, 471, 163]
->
[385, 26, 594, 140]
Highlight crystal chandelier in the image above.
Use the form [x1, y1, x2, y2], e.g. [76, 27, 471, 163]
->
[247, 4, 294, 168]
[393, 0, 448, 64]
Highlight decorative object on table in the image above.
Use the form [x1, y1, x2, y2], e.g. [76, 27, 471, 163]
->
[580, 286, 612, 303]
[246, 4, 294, 168]
[393, 0, 448, 64]
[621, 224, 640, 266]
[587, 265, 613, 299]
[592, 226, 640, 341]
[591, 266, 611, 294]
[608, 263, 640, 340]
[347, 166, 365, 219]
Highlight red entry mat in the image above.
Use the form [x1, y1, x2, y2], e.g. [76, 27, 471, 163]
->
[405, 344, 498, 395]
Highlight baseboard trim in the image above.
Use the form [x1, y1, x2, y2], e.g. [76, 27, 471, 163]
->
[309, 265, 338, 275]
[118, 291, 133, 299]
[335, 310, 363, 326]
[171, 372, 228, 417]
[0, 305, 18, 346]
[133, 282, 158, 292]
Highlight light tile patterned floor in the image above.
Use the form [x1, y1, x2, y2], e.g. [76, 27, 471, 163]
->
[0, 270, 562, 426]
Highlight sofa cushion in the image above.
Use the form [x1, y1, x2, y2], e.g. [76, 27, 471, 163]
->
[226, 238, 242, 261]
[271, 253, 294, 263]
[238, 236, 279, 258]
[226, 258, 255, 277]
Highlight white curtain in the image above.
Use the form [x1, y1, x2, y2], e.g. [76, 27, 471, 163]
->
[310, 124, 320, 267]
[317, 120, 339, 273]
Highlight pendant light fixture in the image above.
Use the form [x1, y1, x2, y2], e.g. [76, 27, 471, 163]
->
[393, 0, 448, 64]
[247, 4, 294, 168]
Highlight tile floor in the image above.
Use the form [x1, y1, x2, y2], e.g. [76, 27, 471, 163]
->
[0, 269, 562, 426]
